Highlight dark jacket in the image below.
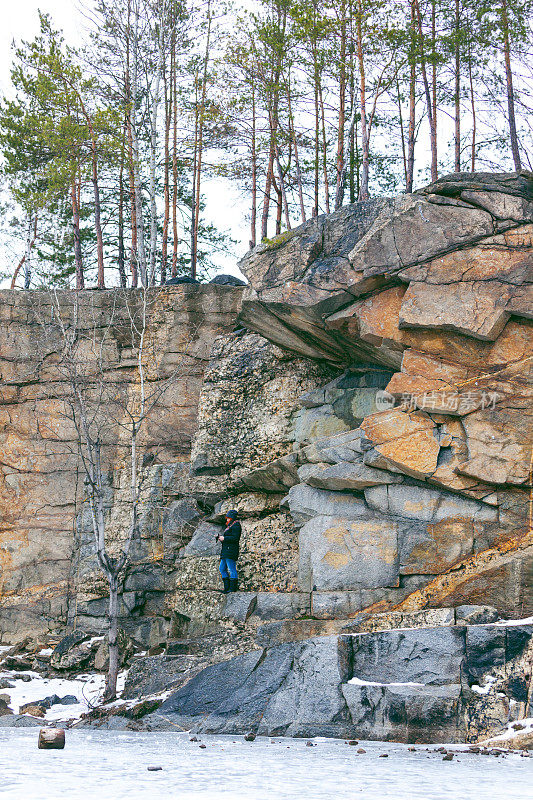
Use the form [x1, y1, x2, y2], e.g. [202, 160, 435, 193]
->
[220, 520, 241, 561]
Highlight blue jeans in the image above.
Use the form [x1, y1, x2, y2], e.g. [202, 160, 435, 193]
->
[219, 558, 238, 580]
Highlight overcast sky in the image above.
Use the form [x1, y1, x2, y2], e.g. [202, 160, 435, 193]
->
[0, 0, 249, 284]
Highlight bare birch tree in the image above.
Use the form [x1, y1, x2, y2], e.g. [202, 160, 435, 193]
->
[33, 287, 196, 699]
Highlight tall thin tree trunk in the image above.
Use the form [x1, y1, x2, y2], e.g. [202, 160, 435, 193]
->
[148, 2, 167, 285]
[313, 75, 320, 215]
[125, 4, 138, 288]
[356, 0, 369, 200]
[396, 78, 407, 187]
[335, 100, 358, 209]
[250, 73, 257, 249]
[336, 1, 347, 198]
[406, 0, 416, 192]
[161, 53, 171, 284]
[71, 178, 84, 290]
[287, 80, 306, 222]
[431, 0, 438, 176]
[131, 1, 147, 286]
[118, 132, 127, 288]
[414, 0, 438, 181]
[318, 79, 330, 215]
[501, 0, 521, 170]
[468, 39, 476, 171]
[191, 0, 212, 280]
[454, 0, 461, 172]
[171, 31, 179, 277]
[275, 145, 291, 231]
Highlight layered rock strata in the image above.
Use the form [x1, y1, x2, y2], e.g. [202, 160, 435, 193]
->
[1, 171, 532, 743]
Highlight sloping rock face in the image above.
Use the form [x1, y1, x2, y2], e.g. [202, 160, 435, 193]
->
[157, 622, 533, 743]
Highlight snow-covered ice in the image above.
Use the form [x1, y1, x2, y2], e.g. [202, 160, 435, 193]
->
[0, 731, 531, 800]
[0, 670, 127, 721]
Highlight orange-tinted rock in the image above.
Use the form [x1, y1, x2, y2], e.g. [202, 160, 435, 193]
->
[399, 281, 511, 342]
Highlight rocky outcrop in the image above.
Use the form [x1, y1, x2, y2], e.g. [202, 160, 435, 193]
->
[237, 170, 532, 621]
[155, 621, 533, 743]
[1, 171, 531, 744]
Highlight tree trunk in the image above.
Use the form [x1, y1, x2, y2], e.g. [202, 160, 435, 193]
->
[172, 30, 179, 277]
[501, 0, 521, 170]
[191, 0, 212, 280]
[118, 143, 127, 288]
[131, 2, 147, 286]
[414, 0, 437, 181]
[11, 215, 37, 290]
[161, 55, 171, 284]
[275, 145, 291, 231]
[148, 6, 167, 286]
[356, 0, 369, 200]
[335, 100, 358, 210]
[70, 179, 84, 290]
[454, 0, 461, 172]
[126, 0, 138, 288]
[396, 78, 407, 188]
[313, 76, 320, 215]
[104, 574, 120, 701]
[468, 39, 476, 171]
[288, 79, 305, 223]
[250, 73, 257, 249]
[406, 0, 416, 192]
[336, 1, 347, 199]
[319, 79, 330, 215]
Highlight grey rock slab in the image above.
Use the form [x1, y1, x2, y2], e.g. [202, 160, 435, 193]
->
[252, 593, 310, 621]
[460, 190, 533, 221]
[364, 484, 498, 523]
[298, 514, 399, 591]
[291, 406, 350, 448]
[160, 649, 264, 724]
[195, 644, 298, 734]
[350, 626, 466, 686]
[123, 654, 203, 699]
[311, 591, 362, 620]
[464, 626, 506, 682]
[348, 194, 494, 279]
[287, 484, 369, 528]
[455, 605, 499, 625]
[257, 636, 353, 738]
[301, 428, 365, 464]
[304, 461, 402, 491]
[505, 625, 533, 661]
[180, 522, 222, 557]
[341, 682, 463, 743]
[221, 592, 257, 623]
[242, 452, 300, 493]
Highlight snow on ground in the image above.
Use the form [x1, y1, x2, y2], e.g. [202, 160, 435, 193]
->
[494, 616, 533, 626]
[348, 677, 424, 687]
[0, 670, 128, 721]
[489, 718, 533, 742]
[0, 730, 531, 800]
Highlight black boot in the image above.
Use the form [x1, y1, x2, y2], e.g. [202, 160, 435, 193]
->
[222, 577, 231, 594]
[229, 578, 239, 592]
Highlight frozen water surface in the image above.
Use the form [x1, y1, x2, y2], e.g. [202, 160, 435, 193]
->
[0, 730, 531, 800]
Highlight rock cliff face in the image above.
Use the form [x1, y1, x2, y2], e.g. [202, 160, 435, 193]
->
[1, 171, 532, 742]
